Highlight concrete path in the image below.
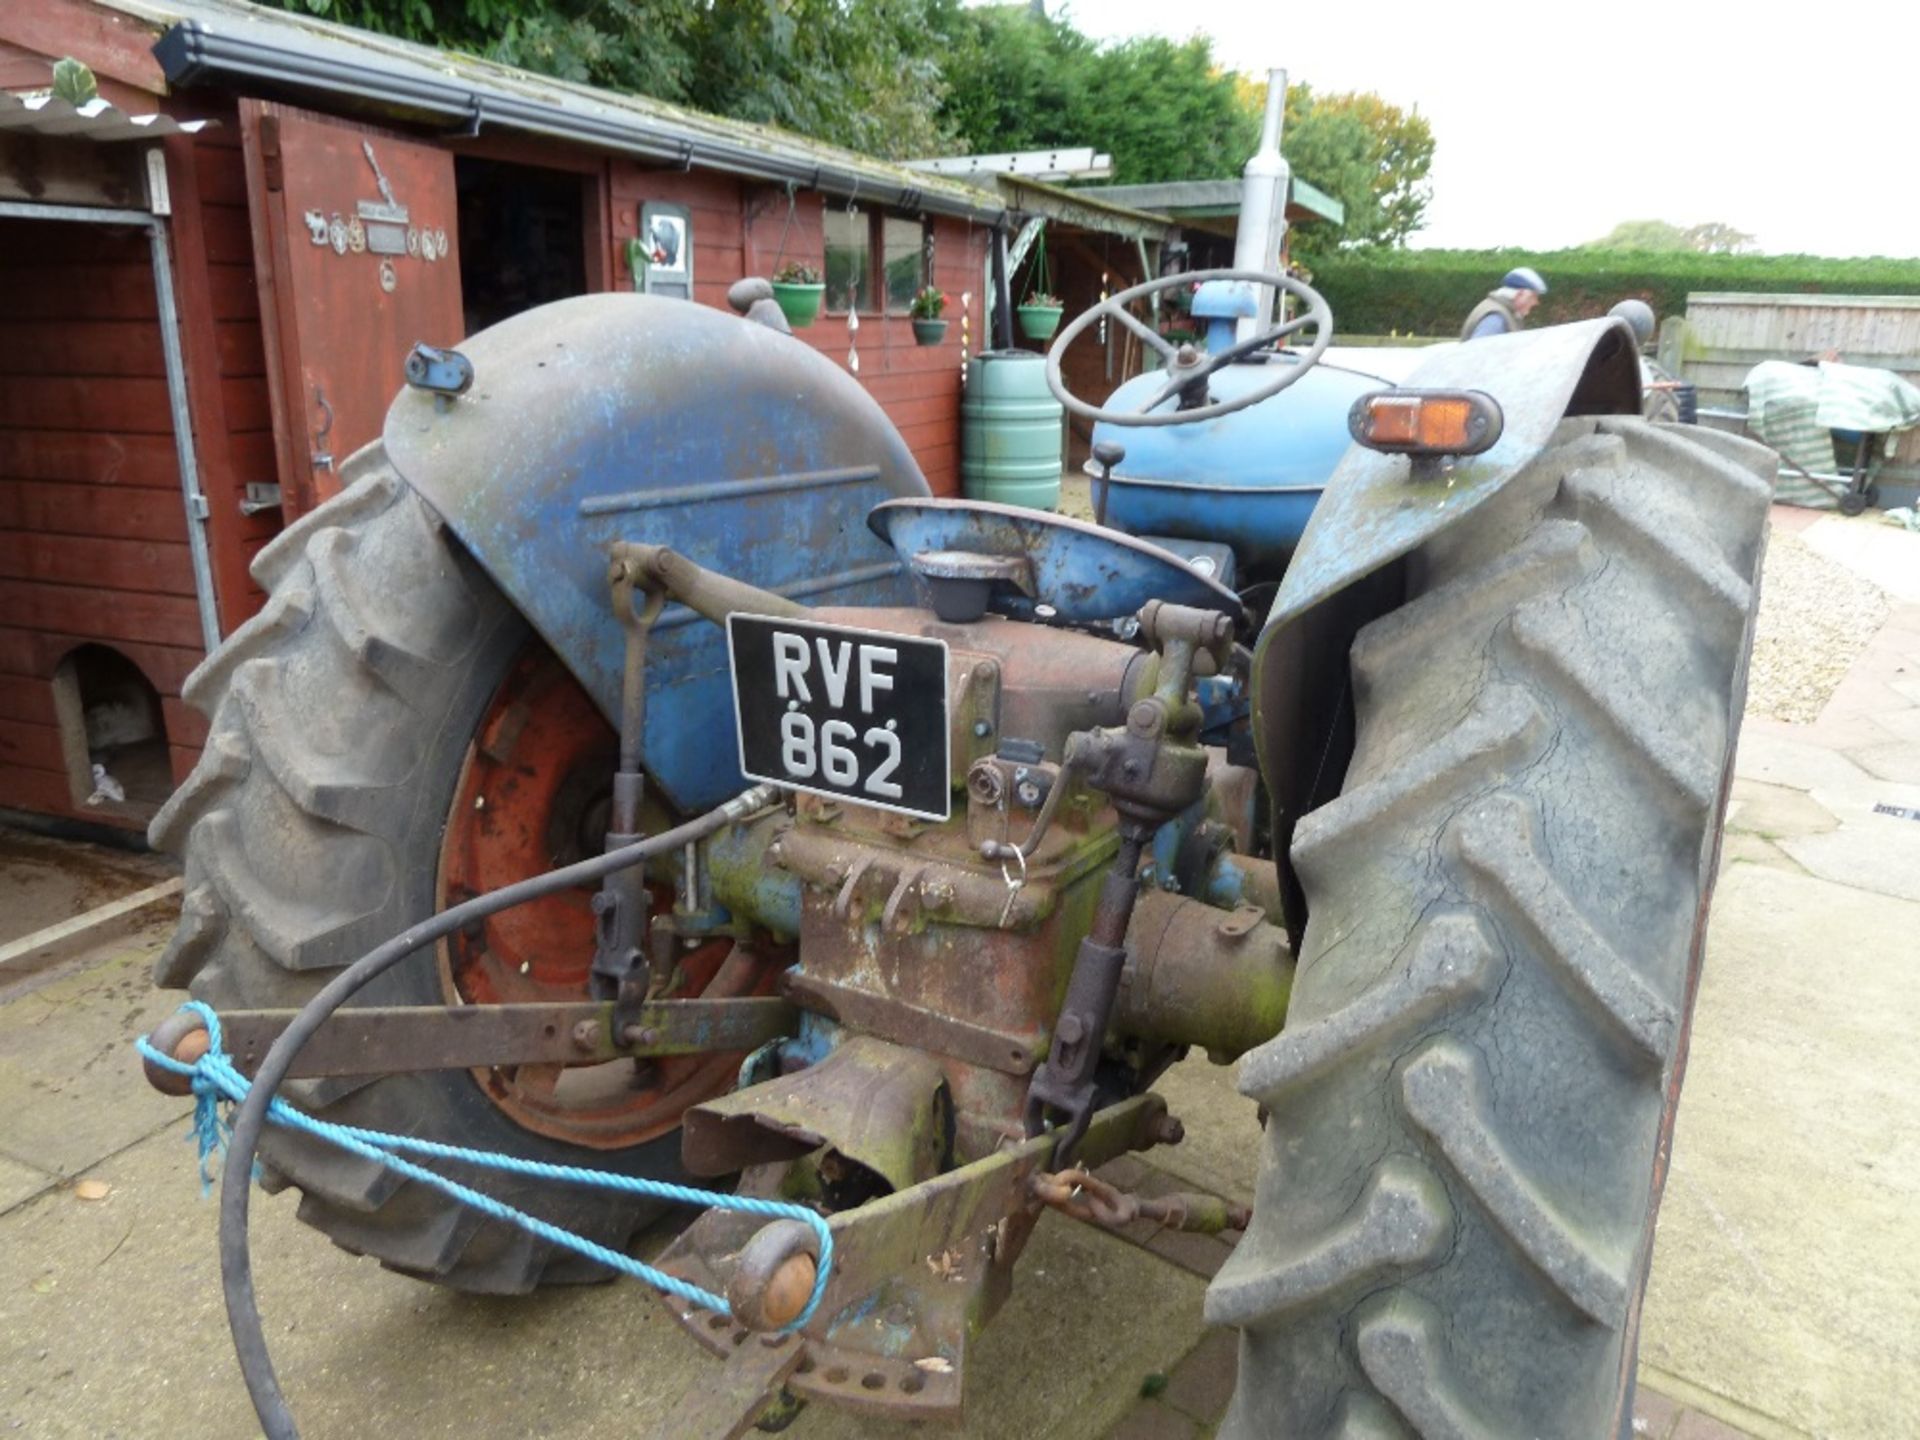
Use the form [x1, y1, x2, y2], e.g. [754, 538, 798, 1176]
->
[2, 508, 1915, 1439]
[1633, 515, 1920, 1440]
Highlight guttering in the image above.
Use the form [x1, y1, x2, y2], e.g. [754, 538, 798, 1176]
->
[152, 20, 1011, 227]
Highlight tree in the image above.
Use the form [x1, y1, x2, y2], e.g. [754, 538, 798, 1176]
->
[268, 0, 958, 159]
[934, 5, 1091, 159]
[935, 8, 1257, 184]
[1683, 222, 1756, 255]
[1592, 219, 1693, 251]
[1279, 84, 1434, 255]
[1592, 219, 1757, 254]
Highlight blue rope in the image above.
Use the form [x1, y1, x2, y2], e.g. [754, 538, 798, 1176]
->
[137, 1001, 832, 1330]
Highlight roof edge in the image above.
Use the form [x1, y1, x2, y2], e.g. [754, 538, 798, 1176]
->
[152, 18, 1010, 226]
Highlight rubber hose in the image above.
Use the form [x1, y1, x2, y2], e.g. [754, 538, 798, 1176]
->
[219, 784, 781, 1439]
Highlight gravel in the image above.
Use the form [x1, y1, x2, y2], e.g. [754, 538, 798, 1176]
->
[1746, 528, 1892, 723]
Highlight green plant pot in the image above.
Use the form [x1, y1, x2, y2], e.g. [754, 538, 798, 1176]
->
[1016, 304, 1063, 341]
[911, 318, 948, 346]
[771, 282, 825, 329]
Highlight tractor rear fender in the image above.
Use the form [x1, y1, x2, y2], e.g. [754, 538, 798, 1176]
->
[375, 294, 930, 814]
[1252, 317, 1644, 940]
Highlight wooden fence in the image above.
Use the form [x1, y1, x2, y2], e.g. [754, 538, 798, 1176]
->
[1661, 293, 1920, 501]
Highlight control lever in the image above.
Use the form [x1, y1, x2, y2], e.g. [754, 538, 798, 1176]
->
[1022, 602, 1227, 1165]
[1090, 440, 1125, 528]
[590, 558, 665, 1020]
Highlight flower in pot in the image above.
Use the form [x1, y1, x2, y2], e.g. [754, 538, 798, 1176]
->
[771, 261, 825, 329]
[1017, 290, 1064, 342]
[909, 286, 949, 346]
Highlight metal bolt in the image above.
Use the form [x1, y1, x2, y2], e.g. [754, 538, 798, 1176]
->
[968, 761, 1005, 806]
[972, 719, 992, 738]
[1016, 780, 1042, 807]
[571, 1020, 599, 1052]
[1149, 1114, 1186, 1147]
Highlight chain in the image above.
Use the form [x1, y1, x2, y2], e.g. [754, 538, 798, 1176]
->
[1030, 1167, 1252, 1235]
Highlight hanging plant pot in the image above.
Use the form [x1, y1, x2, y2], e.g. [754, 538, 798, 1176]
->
[771, 282, 825, 329]
[1017, 304, 1064, 342]
[912, 318, 948, 346]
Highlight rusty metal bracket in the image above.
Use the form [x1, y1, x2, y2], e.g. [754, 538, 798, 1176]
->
[655, 1092, 1171, 1422]
[590, 556, 666, 1014]
[639, 1329, 807, 1440]
[140, 997, 797, 1092]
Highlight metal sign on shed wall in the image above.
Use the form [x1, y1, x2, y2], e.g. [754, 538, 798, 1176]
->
[633, 201, 692, 300]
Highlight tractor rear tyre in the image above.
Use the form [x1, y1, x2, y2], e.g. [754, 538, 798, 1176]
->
[1211, 418, 1774, 1436]
[150, 458, 722, 1292]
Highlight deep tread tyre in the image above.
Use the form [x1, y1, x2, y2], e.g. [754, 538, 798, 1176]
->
[151, 456, 684, 1292]
[1212, 418, 1773, 1437]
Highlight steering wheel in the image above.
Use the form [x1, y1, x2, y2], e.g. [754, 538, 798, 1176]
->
[1044, 267, 1333, 428]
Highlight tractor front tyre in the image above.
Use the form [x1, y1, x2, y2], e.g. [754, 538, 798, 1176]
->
[1212, 418, 1774, 1437]
[150, 460, 709, 1292]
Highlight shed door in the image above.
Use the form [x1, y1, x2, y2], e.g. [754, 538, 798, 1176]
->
[240, 99, 462, 519]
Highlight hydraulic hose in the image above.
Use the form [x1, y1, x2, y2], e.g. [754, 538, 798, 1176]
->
[217, 784, 780, 1440]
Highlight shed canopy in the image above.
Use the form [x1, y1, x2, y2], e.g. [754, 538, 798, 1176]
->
[1081, 177, 1345, 231]
[0, 89, 212, 142]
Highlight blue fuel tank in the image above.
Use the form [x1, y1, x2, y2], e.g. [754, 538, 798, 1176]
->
[1089, 352, 1408, 575]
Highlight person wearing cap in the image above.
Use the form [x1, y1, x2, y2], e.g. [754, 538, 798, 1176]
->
[1461, 267, 1547, 340]
[1610, 297, 1686, 421]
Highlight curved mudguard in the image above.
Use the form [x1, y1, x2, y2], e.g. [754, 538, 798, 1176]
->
[1251, 318, 1643, 937]
[379, 294, 930, 813]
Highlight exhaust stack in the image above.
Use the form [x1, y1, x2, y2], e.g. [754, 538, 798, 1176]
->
[1231, 68, 1291, 341]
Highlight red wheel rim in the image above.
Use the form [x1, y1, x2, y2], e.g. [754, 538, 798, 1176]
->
[437, 642, 780, 1150]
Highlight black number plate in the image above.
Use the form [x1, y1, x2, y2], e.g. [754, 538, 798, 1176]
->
[727, 614, 951, 821]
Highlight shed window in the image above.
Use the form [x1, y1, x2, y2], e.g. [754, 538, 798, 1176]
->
[824, 207, 868, 313]
[882, 216, 928, 313]
[823, 206, 932, 313]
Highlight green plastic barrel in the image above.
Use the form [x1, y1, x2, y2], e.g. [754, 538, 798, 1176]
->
[961, 351, 1063, 511]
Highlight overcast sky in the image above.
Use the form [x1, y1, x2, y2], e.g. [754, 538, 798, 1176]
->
[1066, 0, 1916, 257]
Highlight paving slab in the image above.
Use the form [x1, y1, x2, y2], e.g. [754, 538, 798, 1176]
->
[1717, 831, 1803, 874]
[0, 1151, 57, 1213]
[1799, 514, 1920, 603]
[0, 921, 192, 1180]
[1867, 703, 1920, 742]
[1724, 780, 1838, 840]
[1777, 816, 1920, 904]
[0, 825, 174, 949]
[1639, 863, 1920, 1440]
[1840, 737, 1920, 784]
[1731, 726, 1879, 796]
[1133, 1055, 1260, 1209]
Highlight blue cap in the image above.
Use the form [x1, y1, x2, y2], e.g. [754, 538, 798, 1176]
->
[1190, 280, 1258, 319]
[1503, 267, 1547, 294]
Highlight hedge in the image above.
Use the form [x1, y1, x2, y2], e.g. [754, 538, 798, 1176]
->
[1307, 247, 1920, 336]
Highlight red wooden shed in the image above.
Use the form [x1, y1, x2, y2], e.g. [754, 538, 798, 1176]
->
[0, 0, 1021, 834]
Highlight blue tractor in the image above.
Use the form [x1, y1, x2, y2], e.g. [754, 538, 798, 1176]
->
[144, 248, 1772, 1439]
